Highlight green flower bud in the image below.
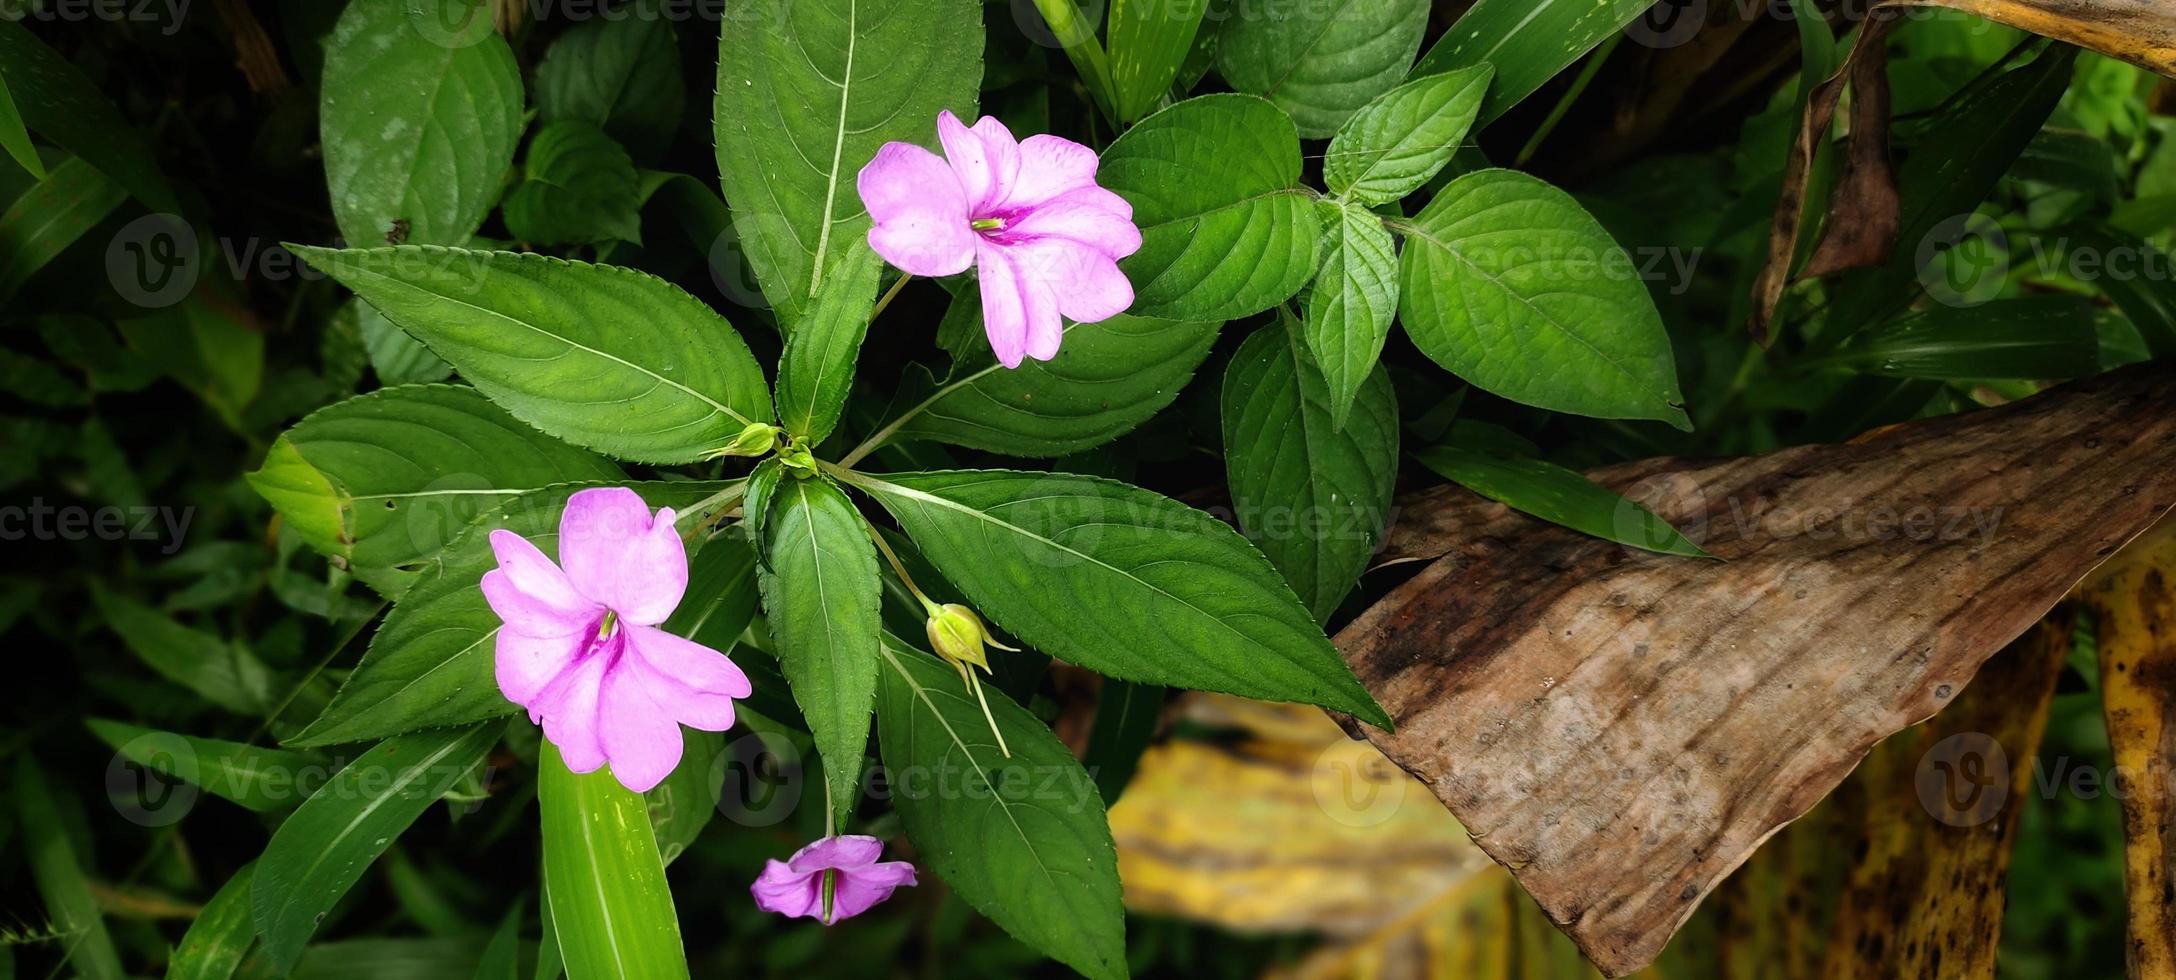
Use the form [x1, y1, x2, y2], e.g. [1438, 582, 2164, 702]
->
[925, 603, 994, 674]
[777, 442, 819, 478]
[708, 422, 781, 459]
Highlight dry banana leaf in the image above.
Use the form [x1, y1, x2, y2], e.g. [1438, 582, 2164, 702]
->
[1893, 0, 2176, 76]
[2080, 522, 2176, 978]
[1337, 362, 2176, 975]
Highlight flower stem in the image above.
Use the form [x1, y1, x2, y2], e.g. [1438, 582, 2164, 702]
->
[863, 516, 938, 615]
[871, 272, 912, 321]
[959, 660, 1012, 758]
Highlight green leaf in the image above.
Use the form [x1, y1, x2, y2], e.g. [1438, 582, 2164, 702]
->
[662, 532, 760, 655]
[1222, 318, 1398, 621]
[289, 481, 734, 747]
[776, 242, 881, 443]
[471, 902, 523, 980]
[879, 307, 1220, 459]
[539, 742, 691, 980]
[1214, 0, 1429, 138]
[646, 729, 723, 866]
[1410, 0, 1655, 123]
[1100, 94, 1322, 321]
[354, 300, 455, 385]
[1324, 66, 1492, 205]
[288, 938, 486, 980]
[252, 725, 498, 972]
[713, 0, 983, 324]
[0, 66, 44, 180]
[90, 586, 273, 715]
[320, 0, 522, 246]
[289, 245, 771, 464]
[1082, 679, 1162, 804]
[0, 20, 180, 212]
[534, 2, 683, 160]
[1396, 168, 1687, 427]
[876, 643, 1125, 980]
[1416, 427, 1708, 558]
[168, 864, 255, 980]
[2065, 227, 2176, 359]
[249, 384, 624, 570]
[1302, 202, 1399, 430]
[504, 122, 643, 247]
[844, 469, 1390, 727]
[85, 719, 320, 813]
[15, 755, 124, 980]
[0, 156, 125, 303]
[756, 477, 881, 826]
[1822, 296, 2099, 381]
[1107, 0, 1207, 124]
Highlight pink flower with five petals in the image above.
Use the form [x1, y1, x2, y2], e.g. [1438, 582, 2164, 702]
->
[482, 487, 751, 793]
[857, 110, 1142, 368]
[750, 835, 918, 925]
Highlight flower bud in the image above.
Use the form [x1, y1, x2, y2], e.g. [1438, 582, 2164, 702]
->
[925, 602, 1009, 674]
[708, 422, 780, 459]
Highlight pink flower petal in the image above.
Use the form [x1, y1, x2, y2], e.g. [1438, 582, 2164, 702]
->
[598, 661, 684, 793]
[1042, 242, 1135, 324]
[557, 488, 686, 627]
[1008, 190, 1142, 259]
[495, 628, 589, 707]
[936, 110, 1019, 214]
[749, 860, 822, 919]
[829, 861, 918, 922]
[859, 142, 976, 277]
[625, 625, 746, 731]
[537, 652, 609, 772]
[1002, 134, 1102, 210]
[976, 240, 1062, 368]
[788, 834, 885, 873]
[483, 531, 601, 634]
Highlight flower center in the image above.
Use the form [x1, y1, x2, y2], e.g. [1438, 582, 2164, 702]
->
[970, 216, 1005, 232]
[597, 609, 619, 640]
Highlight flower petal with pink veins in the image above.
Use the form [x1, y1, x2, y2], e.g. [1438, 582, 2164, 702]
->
[859, 142, 976, 277]
[483, 531, 599, 635]
[976, 240, 1063, 368]
[598, 663, 683, 792]
[829, 860, 918, 921]
[1003, 134, 1103, 209]
[495, 629, 589, 707]
[557, 488, 686, 626]
[536, 652, 609, 772]
[625, 625, 746, 731]
[749, 860, 822, 919]
[937, 110, 1019, 213]
[1007, 191, 1143, 259]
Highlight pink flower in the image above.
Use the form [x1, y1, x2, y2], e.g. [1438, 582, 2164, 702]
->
[750, 835, 918, 925]
[857, 110, 1142, 369]
[482, 487, 751, 793]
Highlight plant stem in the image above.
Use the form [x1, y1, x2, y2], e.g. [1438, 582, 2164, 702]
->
[871, 272, 912, 321]
[1516, 33, 1621, 168]
[1029, 0, 1118, 124]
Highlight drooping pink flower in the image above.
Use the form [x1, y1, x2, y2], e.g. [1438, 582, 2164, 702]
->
[482, 487, 751, 793]
[750, 835, 918, 925]
[857, 110, 1142, 369]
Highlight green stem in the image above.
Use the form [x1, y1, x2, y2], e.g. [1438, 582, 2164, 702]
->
[1029, 0, 1118, 123]
[1515, 33, 1621, 168]
[871, 273, 912, 321]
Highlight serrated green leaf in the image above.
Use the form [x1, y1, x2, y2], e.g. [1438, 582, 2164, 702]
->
[90, 587, 274, 716]
[288, 481, 734, 747]
[1411, 0, 1655, 123]
[1107, 0, 1206, 124]
[15, 755, 123, 980]
[777, 242, 881, 443]
[0, 156, 124, 303]
[504, 122, 643, 247]
[354, 300, 455, 385]
[1822, 296, 2099, 381]
[1214, 0, 1428, 138]
[85, 719, 321, 813]
[0, 66, 45, 180]
[534, 2, 683, 160]
[876, 643, 1125, 980]
[540, 741, 691, 980]
[1222, 318, 1398, 621]
[1301, 202, 1399, 430]
[1324, 66, 1491, 205]
[290, 245, 771, 463]
[1417, 428, 1708, 558]
[756, 477, 881, 827]
[845, 468, 1390, 727]
[879, 305, 1219, 459]
[248, 384, 623, 570]
[168, 863, 255, 980]
[252, 725, 498, 972]
[713, 0, 983, 324]
[319, 0, 521, 246]
[1396, 168, 1687, 427]
[0, 20, 179, 212]
[1100, 94, 1321, 321]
